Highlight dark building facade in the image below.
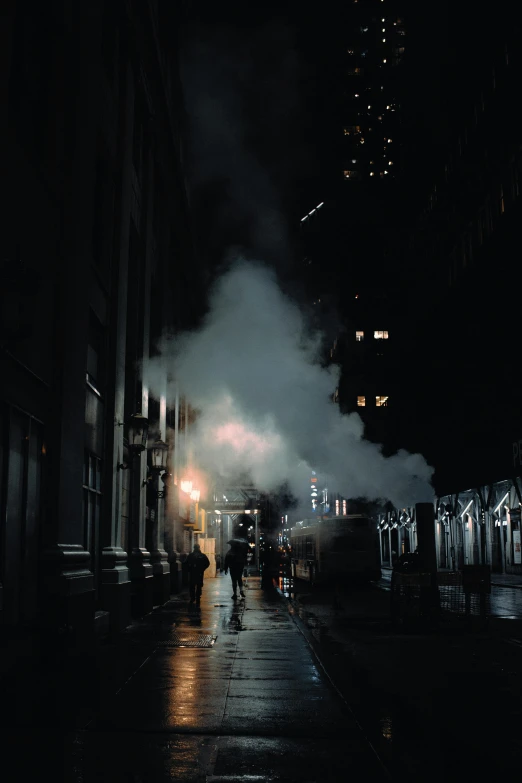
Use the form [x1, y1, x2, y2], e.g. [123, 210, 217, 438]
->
[299, 0, 409, 457]
[1, 1, 204, 638]
[389, 2, 522, 573]
[403, 3, 522, 493]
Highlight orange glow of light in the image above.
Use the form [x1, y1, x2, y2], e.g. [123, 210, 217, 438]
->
[213, 420, 279, 456]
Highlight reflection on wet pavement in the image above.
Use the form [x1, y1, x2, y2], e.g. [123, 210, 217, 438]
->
[279, 571, 522, 781]
[18, 573, 387, 782]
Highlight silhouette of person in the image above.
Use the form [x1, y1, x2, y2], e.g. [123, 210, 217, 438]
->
[185, 544, 210, 606]
[224, 541, 247, 600]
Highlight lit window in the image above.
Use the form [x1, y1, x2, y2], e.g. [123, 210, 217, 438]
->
[356, 331, 364, 341]
[382, 28, 385, 32]
[382, 38, 386, 42]
[343, 170, 359, 179]
[351, 159, 357, 163]
[374, 330, 389, 339]
[370, 172, 375, 176]
[342, 499, 347, 515]
[383, 59, 387, 63]
[388, 161, 393, 165]
[387, 138, 392, 143]
[367, 105, 371, 109]
[357, 396, 366, 407]
[376, 396, 389, 407]
[335, 499, 340, 515]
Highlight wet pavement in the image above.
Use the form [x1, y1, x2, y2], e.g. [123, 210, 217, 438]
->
[3, 574, 388, 782]
[280, 574, 522, 782]
[378, 567, 522, 618]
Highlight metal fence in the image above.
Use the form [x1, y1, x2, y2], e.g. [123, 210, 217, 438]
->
[391, 567, 491, 629]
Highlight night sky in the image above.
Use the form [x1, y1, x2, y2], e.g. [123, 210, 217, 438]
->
[177, 1, 459, 305]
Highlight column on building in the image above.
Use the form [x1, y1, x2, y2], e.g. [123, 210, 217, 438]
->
[98, 60, 137, 635]
[39, 9, 100, 639]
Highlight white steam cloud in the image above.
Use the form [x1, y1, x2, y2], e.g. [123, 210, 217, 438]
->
[149, 260, 433, 509]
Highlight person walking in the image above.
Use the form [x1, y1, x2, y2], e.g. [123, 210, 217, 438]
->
[224, 541, 247, 600]
[185, 543, 210, 606]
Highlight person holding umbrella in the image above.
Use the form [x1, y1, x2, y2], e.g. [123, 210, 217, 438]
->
[224, 539, 248, 600]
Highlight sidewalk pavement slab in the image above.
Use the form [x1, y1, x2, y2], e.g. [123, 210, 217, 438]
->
[3, 575, 389, 782]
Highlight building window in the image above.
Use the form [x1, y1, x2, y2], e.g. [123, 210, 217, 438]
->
[83, 452, 102, 601]
[357, 396, 366, 407]
[356, 330, 364, 341]
[376, 396, 389, 407]
[343, 170, 359, 180]
[374, 330, 389, 339]
[344, 126, 361, 136]
[342, 499, 347, 515]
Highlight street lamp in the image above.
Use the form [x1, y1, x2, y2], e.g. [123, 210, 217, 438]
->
[149, 439, 169, 472]
[118, 412, 149, 469]
[127, 413, 149, 454]
[146, 439, 169, 497]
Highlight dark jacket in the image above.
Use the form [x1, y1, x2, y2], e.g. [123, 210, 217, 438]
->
[185, 551, 210, 582]
[224, 550, 246, 573]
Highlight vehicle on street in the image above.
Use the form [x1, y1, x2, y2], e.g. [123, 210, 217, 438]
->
[290, 515, 381, 585]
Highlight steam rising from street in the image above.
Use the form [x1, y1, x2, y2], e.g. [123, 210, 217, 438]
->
[150, 261, 433, 508]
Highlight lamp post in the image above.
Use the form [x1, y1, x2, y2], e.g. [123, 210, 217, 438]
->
[147, 438, 170, 605]
[117, 413, 151, 615]
[117, 413, 149, 470]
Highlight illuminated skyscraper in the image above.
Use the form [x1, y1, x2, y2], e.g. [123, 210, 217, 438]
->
[339, 2, 406, 182]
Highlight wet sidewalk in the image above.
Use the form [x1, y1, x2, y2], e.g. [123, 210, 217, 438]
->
[284, 577, 522, 781]
[5, 574, 388, 782]
[380, 565, 522, 589]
